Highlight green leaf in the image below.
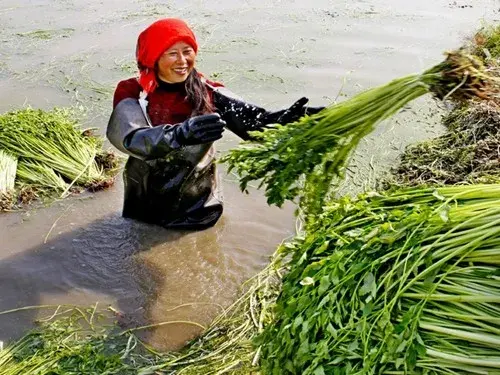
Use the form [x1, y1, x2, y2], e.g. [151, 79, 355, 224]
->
[395, 357, 405, 369]
[313, 365, 326, 375]
[318, 275, 331, 295]
[293, 315, 304, 331]
[438, 204, 450, 222]
[359, 272, 376, 297]
[347, 340, 359, 352]
[396, 340, 407, 353]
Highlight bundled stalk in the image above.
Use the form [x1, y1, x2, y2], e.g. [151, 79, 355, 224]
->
[0, 150, 17, 210]
[0, 150, 17, 193]
[16, 160, 68, 193]
[222, 51, 499, 214]
[0, 108, 103, 186]
[258, 184, 500, 375]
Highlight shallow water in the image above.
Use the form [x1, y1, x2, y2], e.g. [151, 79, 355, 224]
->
[0, 0, 498, 350]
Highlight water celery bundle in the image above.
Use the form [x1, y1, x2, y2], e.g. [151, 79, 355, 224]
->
[0, 108, 119, 208]
[222, 51, 499, 213]
[259, 184, 500, 375]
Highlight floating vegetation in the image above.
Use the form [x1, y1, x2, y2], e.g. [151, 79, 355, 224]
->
[0, 261, 283, 374]
[16, 28, 75, 40]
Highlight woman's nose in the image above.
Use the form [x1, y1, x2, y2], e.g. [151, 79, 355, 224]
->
[177, 52, 186, 63]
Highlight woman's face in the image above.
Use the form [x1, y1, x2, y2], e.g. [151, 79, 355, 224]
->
[157, 41, 196, 83]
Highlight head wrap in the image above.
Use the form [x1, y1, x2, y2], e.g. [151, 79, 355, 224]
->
[136, 18, 198, 94]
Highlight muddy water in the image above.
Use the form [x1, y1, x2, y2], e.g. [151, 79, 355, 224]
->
[0, 0, 498, 350]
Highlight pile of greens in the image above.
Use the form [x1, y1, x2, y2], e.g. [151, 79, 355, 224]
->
[0, 107, 119, 210]
[258, 184, 500, 375]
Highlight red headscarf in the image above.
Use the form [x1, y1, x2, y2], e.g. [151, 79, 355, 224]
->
[136, 18, 198, 94]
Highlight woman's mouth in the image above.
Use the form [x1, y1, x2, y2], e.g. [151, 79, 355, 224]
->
[173, 67, 188, 75]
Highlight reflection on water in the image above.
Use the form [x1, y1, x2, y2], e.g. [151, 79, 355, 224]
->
[0, 178, 295, 349]
[0, 0, 498, 349]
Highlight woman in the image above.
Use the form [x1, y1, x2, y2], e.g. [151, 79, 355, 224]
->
[107, 18, 322, 230]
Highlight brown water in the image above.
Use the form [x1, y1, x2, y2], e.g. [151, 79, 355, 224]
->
[0, 0, 498, 350]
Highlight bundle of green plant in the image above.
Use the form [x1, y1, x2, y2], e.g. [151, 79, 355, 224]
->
[0, 108, 119, 203]
[16, 160, 68, 193]
[221, 51, 499, 214]
[258, 184, 500, 375]
[0, 150, 17, 210]
[385, 100, 500, 188]
[0, 261, 284, 374]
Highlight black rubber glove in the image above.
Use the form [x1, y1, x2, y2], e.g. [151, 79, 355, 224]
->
[120, 113, 225, 160]
[173, 113, 226, 146]
[265, 97, 325, 125]
[212, 89, 325, 140]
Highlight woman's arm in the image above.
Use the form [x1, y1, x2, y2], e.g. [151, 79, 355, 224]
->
[107, 98, 225, 160]
[211, 88, 323, 140]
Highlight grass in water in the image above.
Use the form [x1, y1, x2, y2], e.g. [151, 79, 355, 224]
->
[0, 261, 284, 374]
[16, 28, 75, 40]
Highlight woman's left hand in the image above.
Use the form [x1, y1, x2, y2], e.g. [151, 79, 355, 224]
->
[274, 97, 324, 125]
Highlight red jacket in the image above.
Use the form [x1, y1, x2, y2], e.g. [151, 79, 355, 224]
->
[113, 77, 223, 125]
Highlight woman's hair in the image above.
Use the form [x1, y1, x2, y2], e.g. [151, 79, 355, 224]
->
[185, 69, 214, 116]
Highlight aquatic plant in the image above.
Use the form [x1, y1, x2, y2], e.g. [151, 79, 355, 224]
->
[221, 51, 499, 215]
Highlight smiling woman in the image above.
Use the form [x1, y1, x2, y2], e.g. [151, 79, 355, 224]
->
[157, 42, 196, 83]
[106, 18, 324, 230]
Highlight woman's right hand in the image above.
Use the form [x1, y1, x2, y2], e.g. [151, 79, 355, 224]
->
[174, 113, 226, 146]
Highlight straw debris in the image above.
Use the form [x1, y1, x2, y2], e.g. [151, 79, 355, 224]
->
[385, 101, 500, 188]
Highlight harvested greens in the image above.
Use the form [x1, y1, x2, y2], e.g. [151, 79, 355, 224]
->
[222, 51, 499, 214]
[0, 107, 120, 209]
[258, 184, 500, 375]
